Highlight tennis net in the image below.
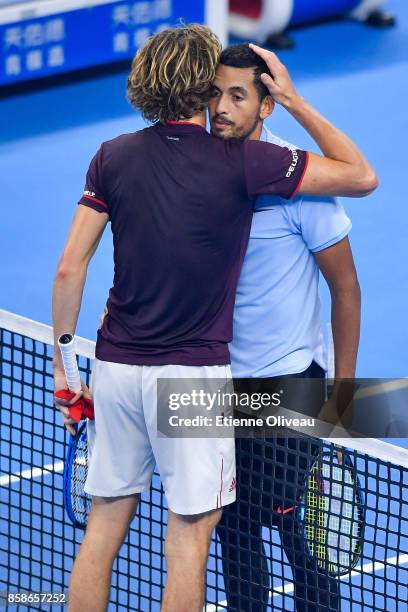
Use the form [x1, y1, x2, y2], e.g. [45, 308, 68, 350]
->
[1, 308, 407, 611]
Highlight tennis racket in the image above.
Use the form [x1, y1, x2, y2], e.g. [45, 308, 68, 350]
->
[58, 333, 92, 529]
[298, 447, 365, 575]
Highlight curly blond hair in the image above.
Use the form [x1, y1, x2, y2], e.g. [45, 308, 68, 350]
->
[126, 24, 221, 123]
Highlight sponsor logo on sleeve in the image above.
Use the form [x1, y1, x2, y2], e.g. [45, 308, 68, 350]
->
[286, 149, 299, 178]
[84, 190, 96, 197]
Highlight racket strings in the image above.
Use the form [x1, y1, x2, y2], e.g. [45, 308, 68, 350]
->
[70, 428, 92, 524]
[305, 454, 364, 574]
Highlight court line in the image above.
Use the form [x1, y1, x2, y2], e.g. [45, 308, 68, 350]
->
[205, 554, 408, 611]
[0, 461, 64, 486]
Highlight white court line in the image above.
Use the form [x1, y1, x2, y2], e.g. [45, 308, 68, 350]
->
[205, 554, 408, 611]
[0, 461, 64, 486]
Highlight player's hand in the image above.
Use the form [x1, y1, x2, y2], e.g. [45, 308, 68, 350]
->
[249, 44, 299, 108]
[99, 305, 108, 329]
[335, 446, 345, 465]
[53, 368, 91, 435]
[318, 395, 353, 433]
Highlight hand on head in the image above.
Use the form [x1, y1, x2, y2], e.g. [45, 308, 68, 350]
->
[249, 44, 298, 108]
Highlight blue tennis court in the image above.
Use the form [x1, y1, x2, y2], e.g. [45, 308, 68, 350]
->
[1, 0, 408, 609]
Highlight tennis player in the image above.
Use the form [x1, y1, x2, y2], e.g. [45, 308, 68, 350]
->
[209, 45, 362, 611]
[52, 27, 376, 612]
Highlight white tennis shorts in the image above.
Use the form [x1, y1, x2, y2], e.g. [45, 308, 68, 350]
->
[84, 358, 236, 515]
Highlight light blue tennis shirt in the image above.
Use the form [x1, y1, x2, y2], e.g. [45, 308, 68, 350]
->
[229, 127, 352, 377]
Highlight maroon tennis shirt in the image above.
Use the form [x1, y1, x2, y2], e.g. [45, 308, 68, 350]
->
[78, 122, 308, 366]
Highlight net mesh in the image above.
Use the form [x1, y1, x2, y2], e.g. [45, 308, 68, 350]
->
[1, 310, 408, 611]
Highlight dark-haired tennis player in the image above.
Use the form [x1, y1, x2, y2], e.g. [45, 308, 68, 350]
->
[210, 45, 362, 611]
[52, 26, 376, 612]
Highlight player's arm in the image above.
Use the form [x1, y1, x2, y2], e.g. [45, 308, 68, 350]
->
[250, 44, 378, 198]
[315, 236, 361, 378]
[52, 205, 108, 378]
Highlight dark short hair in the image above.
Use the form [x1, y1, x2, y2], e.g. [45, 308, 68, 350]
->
[219, 44, 271, 100]
[127, 24, 221, 123]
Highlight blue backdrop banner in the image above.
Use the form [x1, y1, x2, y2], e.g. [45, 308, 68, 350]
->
[0, 0, 206, 85]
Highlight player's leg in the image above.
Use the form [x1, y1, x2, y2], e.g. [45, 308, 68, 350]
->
[70, 359, 156, 611]
[279, 510, 340, 611]
[68, 494, 139, 611]
[162, 508, 222, 612]
[216, 437, 270, 612]
[280, 437, 340, 612]
[217, 375, 284, 611]
[217, 510, 270, 612]
[278, 363, 340, 611]
[143, 363, 237, 610]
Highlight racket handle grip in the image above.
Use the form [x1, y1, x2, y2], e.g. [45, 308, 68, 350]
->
[58, 334, 82, 393]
